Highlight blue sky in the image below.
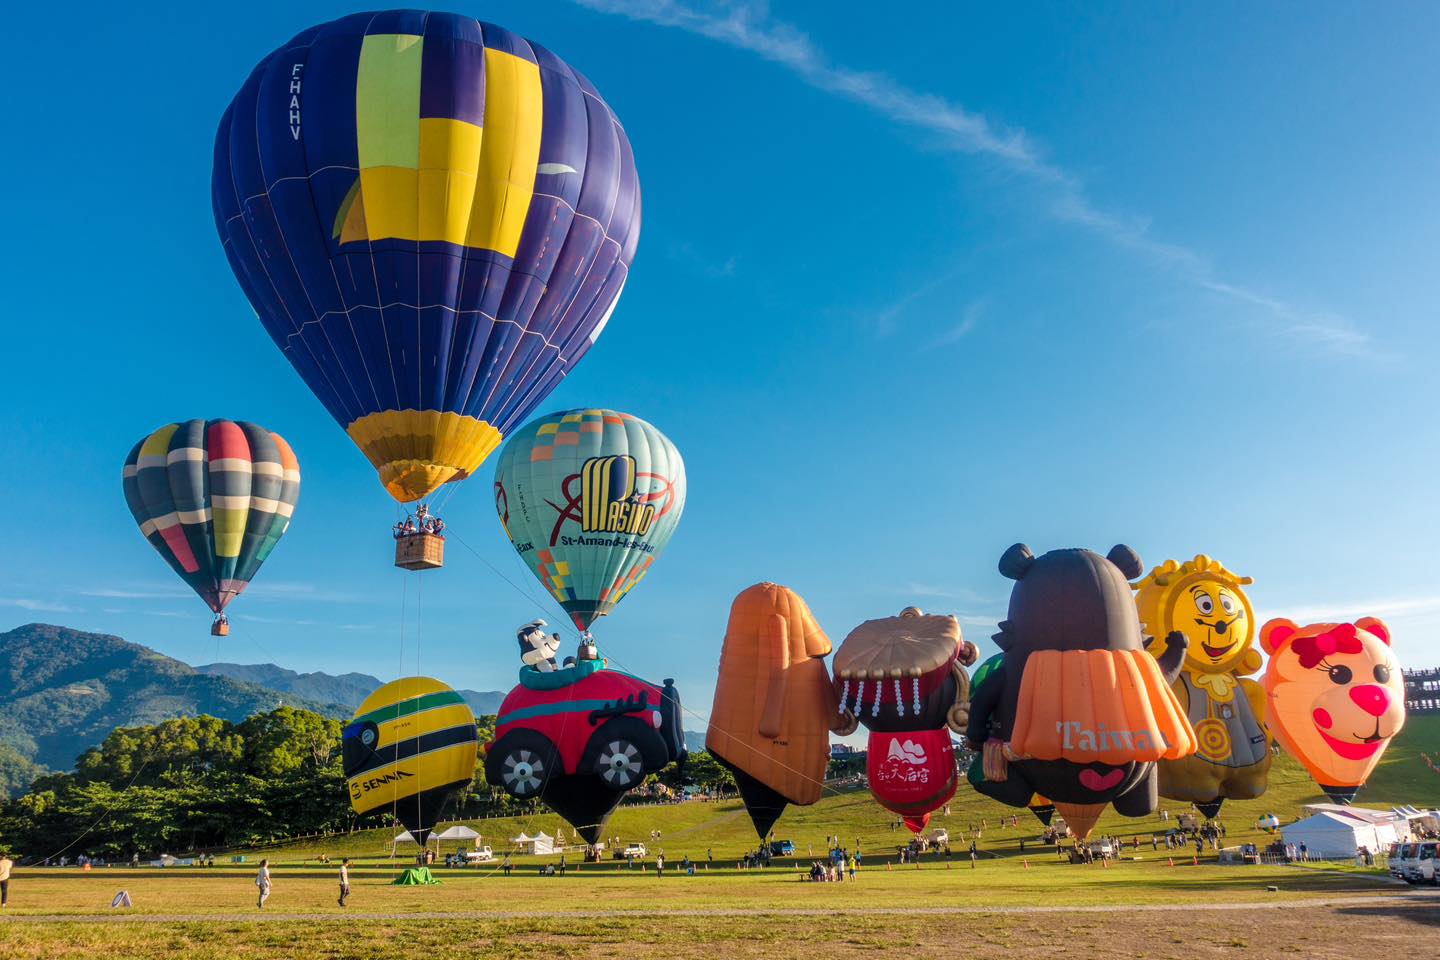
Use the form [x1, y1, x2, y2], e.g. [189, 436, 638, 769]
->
[1, 1, 1437, 721]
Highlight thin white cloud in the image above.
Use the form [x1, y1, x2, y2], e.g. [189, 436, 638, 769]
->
[77, 587, 190, 600]
[1269, 595, 1440, 625]
[0, 598, 78, 613]
[243, 582, 368, 605]
[666, 241, 738, 279]
[577, 0, 1374, 356]
[926, 301, 984, 349]
[237, 614, 317, 626]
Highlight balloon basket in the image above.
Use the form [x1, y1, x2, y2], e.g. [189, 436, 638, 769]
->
[395, 532, 445, 570]
[210, 620, 230, 637]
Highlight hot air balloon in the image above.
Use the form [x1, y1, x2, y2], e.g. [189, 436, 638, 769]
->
[343, 677, 479, 847]
[122, 420, 300, 636]
[707, 583, 843, 839]
[1260, 617, 1404, 803]
[485, 650, 685, 844]
[1133, 555, 1270, 820]
[964, 654, 1055, 825]
[832, 608, 976, 834]
[966, 544, 1196, 840]
[212, 12, 640, 556]
[494, 410, 684, 632]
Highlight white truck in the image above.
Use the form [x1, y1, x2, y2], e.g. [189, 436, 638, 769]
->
[1406, 841, 1437, 884]
[463, 846, 495, 864]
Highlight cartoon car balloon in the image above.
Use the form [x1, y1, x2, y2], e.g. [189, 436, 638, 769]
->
[122, 420, 300, 636]
[707, 583, 844, 839]
[213, 12, 640, 506]
[1261, 617, 1405, 803]
[1133, 555, 1270, 819]
[966, 544, 1197, 840]
[832, 608, 976, 834]
[485, 649, 685, 843]
[342, 677, 479, 847]
[494, 410, 685, 632]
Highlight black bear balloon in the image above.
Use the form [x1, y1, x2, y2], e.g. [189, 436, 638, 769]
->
[966, 544, 1197, 839]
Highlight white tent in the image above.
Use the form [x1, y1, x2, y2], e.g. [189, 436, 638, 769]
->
[434, 825, 481, 846]
[510, 831, 555, 855]
[1283, 811, 1394, 858]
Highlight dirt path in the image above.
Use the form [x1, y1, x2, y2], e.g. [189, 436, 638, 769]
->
[3, 891, 1433, 923]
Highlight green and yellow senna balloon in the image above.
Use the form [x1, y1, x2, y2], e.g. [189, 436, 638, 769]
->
[495, 410, 685, 631]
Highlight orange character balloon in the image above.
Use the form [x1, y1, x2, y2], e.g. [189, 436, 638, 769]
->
[707, 583, 843, 838]
[1260, 617, 1405, 803]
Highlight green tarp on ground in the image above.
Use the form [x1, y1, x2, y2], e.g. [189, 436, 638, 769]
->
[392, 867, 440, 886]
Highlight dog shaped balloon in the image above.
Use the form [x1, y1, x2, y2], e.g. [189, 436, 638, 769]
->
[517, 619, 561, 672]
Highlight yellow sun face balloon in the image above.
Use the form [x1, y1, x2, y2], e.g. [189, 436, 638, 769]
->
[1133, 555, 1258, 675]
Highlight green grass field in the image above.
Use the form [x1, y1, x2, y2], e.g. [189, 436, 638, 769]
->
[4, 717, 1440, 958]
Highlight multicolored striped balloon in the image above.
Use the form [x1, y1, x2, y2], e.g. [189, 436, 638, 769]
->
[342, 676, 479, 846]
[212, 11, 641, 504]
[495, 410, 685, 631]
[122, 420, 300, 617]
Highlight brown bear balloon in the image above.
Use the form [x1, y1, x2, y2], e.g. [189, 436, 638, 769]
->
[966, 543, 1197, 839]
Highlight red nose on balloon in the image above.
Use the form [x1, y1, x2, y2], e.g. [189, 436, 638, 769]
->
[1349, 685, 1391, 717]
[903, 815, 930, 834]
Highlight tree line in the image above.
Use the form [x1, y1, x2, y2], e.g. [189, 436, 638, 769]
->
[0, 708, 739, 860]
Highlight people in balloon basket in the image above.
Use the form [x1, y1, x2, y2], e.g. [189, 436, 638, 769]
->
[392, 503, 445, 540]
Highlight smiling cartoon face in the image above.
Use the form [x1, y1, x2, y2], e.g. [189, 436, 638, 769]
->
[1261, 617, 1405, 800]
[1133, 555, 1256, 674]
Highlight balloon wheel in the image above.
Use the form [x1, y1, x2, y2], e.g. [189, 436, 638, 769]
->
[502, 749, 546, 797]
[597, 740, 643, 788]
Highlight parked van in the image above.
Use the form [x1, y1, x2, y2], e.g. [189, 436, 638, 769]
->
[1408, 842, 1438, 885]
[1394, 843, 1418, 882]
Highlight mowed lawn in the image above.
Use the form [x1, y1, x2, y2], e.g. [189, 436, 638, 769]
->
[4, 717, 1440, 956]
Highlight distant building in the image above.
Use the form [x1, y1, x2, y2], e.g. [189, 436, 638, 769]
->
[1403, 668, 1440, 714]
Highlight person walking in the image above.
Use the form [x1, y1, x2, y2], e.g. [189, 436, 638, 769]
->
[338, 858, 351, 907]
[255, 859, 272, 909]
[0, 850, 12, 908]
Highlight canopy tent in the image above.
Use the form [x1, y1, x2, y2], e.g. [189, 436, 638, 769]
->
[434, 825, 480, 842]
[393, 830, 436, 846]
[1283, 811, 1396, 859]
[510, 831, 555, 855]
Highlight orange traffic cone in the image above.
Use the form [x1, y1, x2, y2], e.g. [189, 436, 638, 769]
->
[1102, 857, 1109, 869]
[1168, 857, 1175, 867]
[1192, 855, 1198, 866]
[1023, 859, 1030, 869]
[887, 862, 892, 871]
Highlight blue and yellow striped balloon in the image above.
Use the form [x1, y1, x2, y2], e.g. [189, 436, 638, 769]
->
[213, 12, 640, 504]
[495, 410, 685, 631]
[342, 677, 479, 846]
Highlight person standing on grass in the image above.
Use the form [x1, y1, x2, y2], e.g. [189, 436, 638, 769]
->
[0, 850, 12, 908]
[338, 858, 351, 907]
[256, 859, 272, 909]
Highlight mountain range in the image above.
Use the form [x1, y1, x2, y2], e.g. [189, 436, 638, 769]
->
[0, 623, 705, 793]
[192, 662, 504, 718]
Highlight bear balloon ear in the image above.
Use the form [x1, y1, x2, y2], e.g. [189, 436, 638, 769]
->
[1260, 618, 1299, 655]
[999, 544, 1035, 580]
[1356, 617, 1392, 646]
[1106, 544, 1143, 581]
